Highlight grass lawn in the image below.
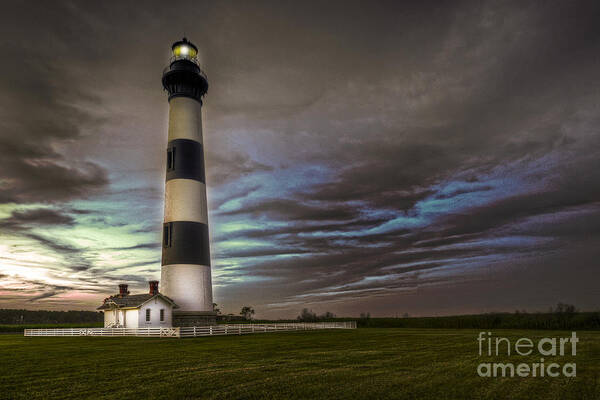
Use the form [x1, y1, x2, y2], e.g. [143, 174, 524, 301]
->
[1, 329, 598, 399]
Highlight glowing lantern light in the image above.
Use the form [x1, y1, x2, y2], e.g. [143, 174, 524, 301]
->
[172, 38, 198, 59]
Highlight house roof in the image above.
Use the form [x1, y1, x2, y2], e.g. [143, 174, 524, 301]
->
[97, 293, 178, 310]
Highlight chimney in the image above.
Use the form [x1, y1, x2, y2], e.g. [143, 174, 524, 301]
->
[118, 284, 129, 297]
[149, 280, 159, 295]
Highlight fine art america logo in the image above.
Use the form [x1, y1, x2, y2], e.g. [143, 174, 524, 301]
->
[477, 332, 578, 378]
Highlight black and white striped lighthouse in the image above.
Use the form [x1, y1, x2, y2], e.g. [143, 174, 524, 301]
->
[160, 38, 215, 326]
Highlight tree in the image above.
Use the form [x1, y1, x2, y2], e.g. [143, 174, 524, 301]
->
[297, 308, 317, 322]
[552, 303, 577, 314]
[0, 309, 103, 324]
[319, 311, 335, 319]
[212, 303, 221, 315]
[240, 306, 255, 320]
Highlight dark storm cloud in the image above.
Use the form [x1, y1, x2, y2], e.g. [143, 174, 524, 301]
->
[206, 152, 273, 186]
[301, 143, 449, 208]
[437, 167, 600, 239]
[224, 164, 599, 307]
[220, 198, 359, 221]
[21, 232, 81, 257]
[434, 185, 494, 200]
[2, 208, 75, 227]
[108, 242, 161, 251]
[0, 44, 109, 203]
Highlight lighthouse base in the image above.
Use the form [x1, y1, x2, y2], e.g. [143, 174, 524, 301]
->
[173, 311, 217, 327]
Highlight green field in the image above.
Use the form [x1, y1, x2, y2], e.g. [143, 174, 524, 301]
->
[1, 329, 599, 399]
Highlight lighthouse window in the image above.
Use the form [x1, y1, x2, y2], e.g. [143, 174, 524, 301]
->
[167, 147, 176, 171]
[160, 309, 165, 322]
[146, 309, 151, 322]
[163, 223, 172, 247]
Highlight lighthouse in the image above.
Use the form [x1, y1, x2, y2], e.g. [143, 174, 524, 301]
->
[160, 38, 215, 326]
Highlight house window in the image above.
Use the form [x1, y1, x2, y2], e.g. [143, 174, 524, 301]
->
[166, 147, 176, 171]
[160, 309, 165, 322]
[163, 223, 172, 247]
[146, 309, 151, 322]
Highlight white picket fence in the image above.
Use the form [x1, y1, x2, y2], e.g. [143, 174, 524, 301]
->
[24, 327, 180, 337]
[180, 322, 356, 337]
[23, 321, 356, 338]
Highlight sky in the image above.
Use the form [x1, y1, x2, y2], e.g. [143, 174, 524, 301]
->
[0, 1, 599, 318]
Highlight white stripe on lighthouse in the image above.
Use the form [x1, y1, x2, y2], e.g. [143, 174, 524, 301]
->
[164, 179, 208, 224]
[160, 264, 212, 311]
[168, 97, 203, 143]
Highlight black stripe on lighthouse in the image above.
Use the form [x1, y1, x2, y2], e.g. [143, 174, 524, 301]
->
[162, 221, 211, 266]
[166, 139, 205, 183]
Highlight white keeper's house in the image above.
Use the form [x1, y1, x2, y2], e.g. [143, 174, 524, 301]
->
[97, 281, 178, 328]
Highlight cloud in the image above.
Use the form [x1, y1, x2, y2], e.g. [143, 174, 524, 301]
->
[0, 208, 96, 272]
[1, 208, 75, 227]
[108, 243, 161, 251]
[206, 152, 273, 186]
[220, 198, 359, 221]
[0, 52, 109, 204]
[28, 291, 60, 302]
